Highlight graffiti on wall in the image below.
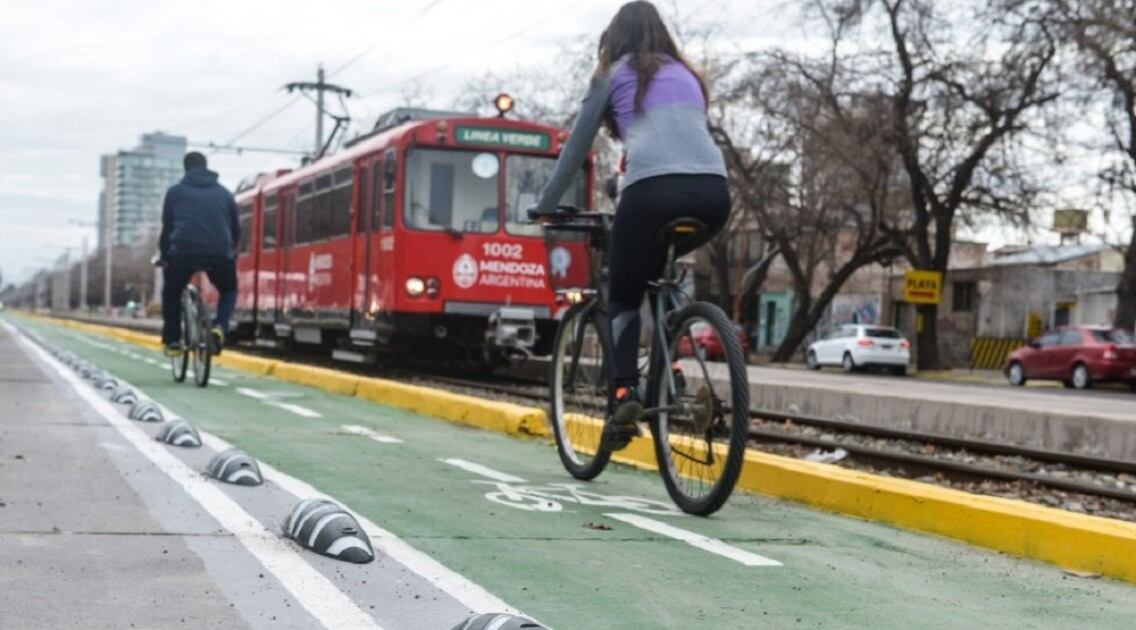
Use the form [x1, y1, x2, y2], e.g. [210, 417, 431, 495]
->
[830, 294, 881, 326]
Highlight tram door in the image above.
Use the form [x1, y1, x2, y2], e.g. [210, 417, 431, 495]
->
[275, 190, 295, 328]
[351, 160, 375, 326]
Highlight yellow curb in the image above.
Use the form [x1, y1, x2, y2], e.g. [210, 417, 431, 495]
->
[356, 378, 549, 438]
[214, 352, 278, 376]
[24, 313, 1136, 584]
[274, 362, 359, 396]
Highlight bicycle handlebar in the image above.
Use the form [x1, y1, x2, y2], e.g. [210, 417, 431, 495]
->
[526, 205, 583, 221]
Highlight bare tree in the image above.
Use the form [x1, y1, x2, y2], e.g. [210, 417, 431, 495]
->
[1044, 0, 1136, 329]
[709, 0, 916, 362]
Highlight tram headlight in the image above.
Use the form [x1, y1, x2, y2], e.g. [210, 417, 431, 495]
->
[405, 277, 426, 297]
[494, 93, 514, 117]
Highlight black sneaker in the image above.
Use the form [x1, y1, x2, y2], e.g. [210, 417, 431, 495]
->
[605, 386, 642, 450]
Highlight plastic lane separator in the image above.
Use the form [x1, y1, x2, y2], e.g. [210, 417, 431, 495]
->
[341, 425, 403, 444]
[439, 458, 527, 483]
[606, 513, 782, 567]
[195, 439, 536, 620]
[7, 322, 383, 630]
[15, 316, 537, 621]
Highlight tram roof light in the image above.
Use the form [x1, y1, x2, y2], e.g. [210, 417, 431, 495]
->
[494, 93, 514, 117]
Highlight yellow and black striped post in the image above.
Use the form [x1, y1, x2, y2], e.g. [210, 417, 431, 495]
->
[969, 337, 1026, 371]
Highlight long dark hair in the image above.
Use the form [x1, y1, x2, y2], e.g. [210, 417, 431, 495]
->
[593, 1, 709, 137]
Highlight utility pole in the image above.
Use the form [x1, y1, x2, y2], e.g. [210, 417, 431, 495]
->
[285, 65, 353, 158]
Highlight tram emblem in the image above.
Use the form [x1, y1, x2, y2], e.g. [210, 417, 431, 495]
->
[549, 247, 571, 279]
[453, 253, 479, 289]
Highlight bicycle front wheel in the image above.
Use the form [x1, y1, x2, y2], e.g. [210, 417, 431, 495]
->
[649, 302, 750, 516]
[548, 301, 613, 480]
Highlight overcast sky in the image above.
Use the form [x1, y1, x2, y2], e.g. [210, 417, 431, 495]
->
[1, 0, 799, 285]
[0, 0, 1125, 287]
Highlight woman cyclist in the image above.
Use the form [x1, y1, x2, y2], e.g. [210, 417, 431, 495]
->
[534, 1, 730, 446]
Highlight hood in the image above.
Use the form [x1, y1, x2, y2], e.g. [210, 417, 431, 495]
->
[183, 167, 219, 188]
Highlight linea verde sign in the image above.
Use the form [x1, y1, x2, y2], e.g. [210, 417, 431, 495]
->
[454, 126, 550, 150]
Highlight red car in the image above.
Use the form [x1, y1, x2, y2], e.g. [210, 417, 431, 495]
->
[1004, 326, 1136, 390]
[677, 322, 750, 360]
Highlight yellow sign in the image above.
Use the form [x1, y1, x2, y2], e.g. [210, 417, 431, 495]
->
[903, 270, 942, 305]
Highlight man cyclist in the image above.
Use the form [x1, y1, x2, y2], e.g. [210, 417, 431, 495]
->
[158, 151, 240, 357]
[533, 1, 730, 445]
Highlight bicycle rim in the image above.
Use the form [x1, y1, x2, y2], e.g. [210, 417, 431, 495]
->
[549, 302, 612, 480]
[650, 302, 749, 516]
[172, 300, 190, 383]
[192, 298, 211, 387]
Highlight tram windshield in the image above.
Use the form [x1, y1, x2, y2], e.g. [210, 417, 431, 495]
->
[404, 148, 587, 236]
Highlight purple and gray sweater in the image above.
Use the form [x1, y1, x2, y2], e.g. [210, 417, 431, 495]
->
[535, 56, 726, 213]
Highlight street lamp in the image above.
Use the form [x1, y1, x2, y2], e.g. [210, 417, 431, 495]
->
[69, 219, 98, 312]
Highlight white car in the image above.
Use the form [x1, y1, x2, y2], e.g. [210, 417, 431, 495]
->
[806, 324, 910, 375]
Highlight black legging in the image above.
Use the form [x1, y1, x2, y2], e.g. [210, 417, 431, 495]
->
[608, 174, 731, 388]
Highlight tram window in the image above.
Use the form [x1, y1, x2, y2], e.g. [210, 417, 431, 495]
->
[404, 149, 497, 234]
[382, 151, 396, 229]
[237, 202, 254, 253]
[370, 162, 383, 231]
[263, 193, 278, 250]
[282, 193, 296, 246]
[504, 155, 587, 236]
[329, 181, 352, 238]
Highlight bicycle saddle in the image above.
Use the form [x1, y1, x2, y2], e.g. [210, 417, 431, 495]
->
[656, 217, 710, 249]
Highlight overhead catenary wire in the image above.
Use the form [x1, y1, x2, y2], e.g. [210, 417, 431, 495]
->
[358, 0, 599, 98]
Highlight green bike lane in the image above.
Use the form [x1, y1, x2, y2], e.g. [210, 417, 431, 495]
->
[21, 317, 1136, 629]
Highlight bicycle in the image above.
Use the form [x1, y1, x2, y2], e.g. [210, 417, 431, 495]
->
[530, 205, 750, 516]
[168, 278, 213, 388]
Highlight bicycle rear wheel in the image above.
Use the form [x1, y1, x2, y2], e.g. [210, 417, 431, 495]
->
[548, 301, 613, 480]
[171, 296, 190, 383]
[648, 302, 749, 516]
[190, 291, 211, 388]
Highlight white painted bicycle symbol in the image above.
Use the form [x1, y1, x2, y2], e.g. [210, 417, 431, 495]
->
[475, 481, 682, 516]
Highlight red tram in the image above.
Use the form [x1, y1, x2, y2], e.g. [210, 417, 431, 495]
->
[224, 106, 591, 364]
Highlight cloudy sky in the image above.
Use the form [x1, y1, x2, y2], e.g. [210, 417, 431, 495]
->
[0, 0, 1125, 287]
[1, 0, 801, 285]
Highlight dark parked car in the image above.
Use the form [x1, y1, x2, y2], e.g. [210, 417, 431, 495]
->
[1004, 326, 1136, 390]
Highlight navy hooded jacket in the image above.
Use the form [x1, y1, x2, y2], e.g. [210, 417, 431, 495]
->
[159, 167, 241, 260]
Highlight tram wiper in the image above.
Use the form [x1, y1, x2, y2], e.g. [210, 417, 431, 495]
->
[443, 226, 464, 240]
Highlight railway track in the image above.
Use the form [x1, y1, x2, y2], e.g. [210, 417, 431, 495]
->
[411, 374, 1136, 507]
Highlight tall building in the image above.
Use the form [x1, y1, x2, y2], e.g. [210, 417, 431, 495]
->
[98, 132, 187, 249]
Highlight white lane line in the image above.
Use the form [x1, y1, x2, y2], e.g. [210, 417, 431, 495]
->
[22, 322, 536, 620]
[210, 378, 228, 387]
[341, 425, 403, 444]
[271, 402, 322, 418]
[237, 387, 269, 400]
[605, 513, 782, 567]
[440, 458, 527, 483]
[9, 324, 384, 630]
[144, 358, 161, 365]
